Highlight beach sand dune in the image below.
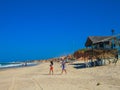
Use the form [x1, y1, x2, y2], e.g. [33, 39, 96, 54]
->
[0, 61, 120, 90]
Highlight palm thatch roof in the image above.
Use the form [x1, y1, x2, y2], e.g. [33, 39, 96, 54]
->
[85, 34, 120, 47]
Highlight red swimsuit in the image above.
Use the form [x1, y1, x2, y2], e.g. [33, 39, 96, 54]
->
[50, 65, 53, 70]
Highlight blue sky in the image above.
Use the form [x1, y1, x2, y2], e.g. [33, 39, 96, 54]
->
[0, 0, 120, 62]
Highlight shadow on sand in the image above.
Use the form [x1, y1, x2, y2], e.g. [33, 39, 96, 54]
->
[70, 61, 104, 69]
[42, 73, 61, 75]
[70, 63, 86, 69]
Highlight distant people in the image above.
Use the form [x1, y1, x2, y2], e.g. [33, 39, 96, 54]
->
[25, 62, 27, 66]
[96, 57, 102, 66]
[61, 60, 67, 74]
[49, 61, 54, 75]
[114, 54, 118, 65]
[115, 54, 118, 59]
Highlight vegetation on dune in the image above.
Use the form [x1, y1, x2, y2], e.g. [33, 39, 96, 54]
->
[73, 48, 117, 59]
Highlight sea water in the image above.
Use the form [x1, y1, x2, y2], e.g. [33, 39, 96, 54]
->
[0, 62, 37, 69]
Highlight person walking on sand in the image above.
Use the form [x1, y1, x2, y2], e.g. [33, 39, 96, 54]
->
[61, 60, 67, 74]
[49, 61, 54, 75]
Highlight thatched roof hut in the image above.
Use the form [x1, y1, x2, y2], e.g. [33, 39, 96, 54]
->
[84, 34, 120, 66]
[85, 36, 112, 47]
[85, 34, 120, 51]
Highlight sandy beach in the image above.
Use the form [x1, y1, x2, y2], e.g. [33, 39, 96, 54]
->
[0, 60, 120, 90]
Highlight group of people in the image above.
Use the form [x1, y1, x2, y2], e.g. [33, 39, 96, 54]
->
[49, 60, 67, 75]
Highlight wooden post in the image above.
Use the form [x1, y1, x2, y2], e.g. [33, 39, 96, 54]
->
[92, 44, 95, 67]
[114, 36, 120, 65]
[85, 47, 89, 68]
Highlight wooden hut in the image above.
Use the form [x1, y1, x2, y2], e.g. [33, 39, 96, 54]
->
[85, 34, 120, 66]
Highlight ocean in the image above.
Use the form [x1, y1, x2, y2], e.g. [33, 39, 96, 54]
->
[0, 62, 37, 69]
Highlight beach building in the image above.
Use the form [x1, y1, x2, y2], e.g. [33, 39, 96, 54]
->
[85, 34, 120, 66]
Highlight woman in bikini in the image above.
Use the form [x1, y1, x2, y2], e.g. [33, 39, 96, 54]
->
[49, 61, 54, 75]
[61, 60, 67, 74]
